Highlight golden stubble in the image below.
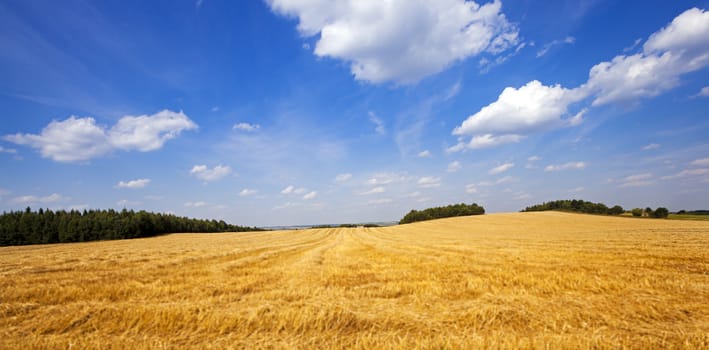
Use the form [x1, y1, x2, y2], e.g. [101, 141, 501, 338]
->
[1, 212, 708, 349]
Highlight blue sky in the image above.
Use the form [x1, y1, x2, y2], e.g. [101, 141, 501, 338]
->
[1, 0, 708, 226]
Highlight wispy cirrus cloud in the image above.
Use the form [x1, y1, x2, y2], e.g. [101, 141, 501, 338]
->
[489, 162, 514, 175]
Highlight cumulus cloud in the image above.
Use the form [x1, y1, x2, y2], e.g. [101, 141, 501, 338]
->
[489, 162, 514, 175]
[12, 193, 67, 205]
[544, 161, 587, 172]
[267, 0, 519, 84]
[239, 188, 258, 197]
[190, 164, 232, 182]
[302, 191, 317, 200]
[360, 186, 386, 195]
[451, 8, 709, 150]
[334, 173, 352, 182]
[233, 122, 260, 132]
[587, 8, 709, 106]
[108, 110, 197, 151]
[117, 178, 150, 189]
[447, 161, 462, 173]
[417, 150, 432, 158]
[418, 176, 441, 188]
[4, 110, 196, 162]
[451, 81, 586, 150]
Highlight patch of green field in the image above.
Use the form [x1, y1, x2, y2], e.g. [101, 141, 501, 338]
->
[668, 214, 709, 221]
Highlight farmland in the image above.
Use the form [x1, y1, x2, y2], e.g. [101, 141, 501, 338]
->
[1, 212, 708, 349]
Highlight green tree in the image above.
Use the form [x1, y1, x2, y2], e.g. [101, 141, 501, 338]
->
[653, 207, 669, 218]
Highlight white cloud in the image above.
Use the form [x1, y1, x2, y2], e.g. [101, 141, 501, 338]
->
[447, 160, 461, 173]
[368, 198, 393, 205]
[365, 172, 408, 186]
[618, 173, 655, 188]
[334, 173, 352, 182]
[190, 164, 232, 182]
[661, 168, 709, 180]
[267, 0, 519, 84]
[568, 186, 585, 193]
[451, 81, 586, 151]
[451, 8, 709, 149]
[623, 38, 642, 53]
[281, 185, 307, 194]
[588, 8, 709, 106]
[12, 193, 67, 205]
[690, 158, 709, 167]
[117, 199, 141, 207]
[5, 117, 111, 163]
[537, 36, 575, 57]
[527, 155, 541, 161]
[495, 175, 514, 184]
[465, 183, 477, 194]
[108, 110, 197, 152]
[117, 178, 150, 189]
[696, 86, 709, 97]
[544, 161, 587, 172]
[513, 192, 531, 200]
[302, 191, 317, 200]
[417, 150, 432, 158]
[4, 110, 196, 162]
[369, 112, 386, 135]
[0, 146, 17, 154]
[233, 122, 261, 132]
[239, 188, 258, 197]
[184, 201, 208, 208]
[489, 162, 514, 175]
[418, 176, 441, 188]
[360, 186, 386, 195]
[642, 143, 661, 150]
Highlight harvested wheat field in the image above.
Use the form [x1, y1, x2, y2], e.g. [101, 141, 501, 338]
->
[1, 211, 708, 349]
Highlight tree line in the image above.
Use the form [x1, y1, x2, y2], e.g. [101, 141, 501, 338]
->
[522, 199, 669, 218]
[400, 203, 485, 224]
[0, 207, 264, 246]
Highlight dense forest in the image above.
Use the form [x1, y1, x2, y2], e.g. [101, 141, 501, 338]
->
[400, 203, 485, 224]
[0, 207, 264, 246]
[522, 199, 669, 218]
